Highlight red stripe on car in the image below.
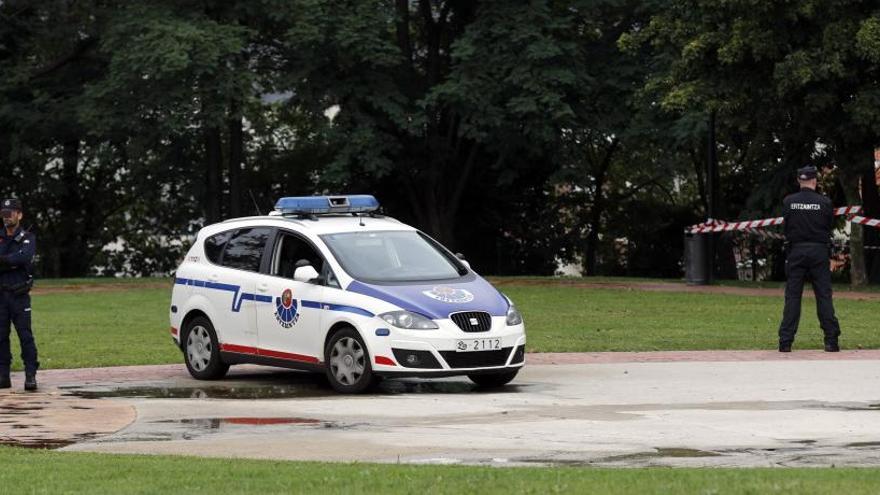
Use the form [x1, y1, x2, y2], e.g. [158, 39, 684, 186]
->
[220, 343, 320, 364]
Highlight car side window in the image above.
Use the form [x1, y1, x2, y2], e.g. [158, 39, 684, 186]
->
[272, 233, 339, 288]
[204, 230, 233, 264]
[221, 227, 271, 272]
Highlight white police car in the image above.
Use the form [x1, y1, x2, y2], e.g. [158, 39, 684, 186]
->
[169, 195, 526, 393]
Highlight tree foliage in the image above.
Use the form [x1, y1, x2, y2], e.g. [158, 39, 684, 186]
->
[1, 0, 879, 283]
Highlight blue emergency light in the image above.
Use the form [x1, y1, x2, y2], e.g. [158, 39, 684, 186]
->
[274, 195, 380, 215]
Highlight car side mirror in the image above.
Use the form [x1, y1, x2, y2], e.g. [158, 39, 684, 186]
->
[455, 252, 471, 270]
[293, 265, 320, 283]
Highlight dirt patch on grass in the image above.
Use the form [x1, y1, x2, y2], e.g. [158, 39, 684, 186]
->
[31, 282, 171, 295]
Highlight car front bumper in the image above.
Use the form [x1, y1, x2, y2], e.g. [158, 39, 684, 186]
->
[368, 316, 526, 374]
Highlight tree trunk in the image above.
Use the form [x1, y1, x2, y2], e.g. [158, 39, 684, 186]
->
[204, 126, 223, 223]
[395, 0, 412, 66]
[57, 139, 89, 277]
[839, 167, 867, 286]
[584, 139, 618, 276]
[227, 108, 243, 218]
[421, 192, 455, 249]
[859, 147, 880, 283]
[584, 179, 606, 276]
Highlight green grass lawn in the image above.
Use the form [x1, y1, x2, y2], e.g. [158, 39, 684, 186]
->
[503, 285, 880, 352]
[24, 285, 179, 370]
[4, 277, 878, 370]
[1, 446, 879, 494]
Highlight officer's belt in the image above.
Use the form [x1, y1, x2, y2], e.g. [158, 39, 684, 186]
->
[0, 281, 30, 292]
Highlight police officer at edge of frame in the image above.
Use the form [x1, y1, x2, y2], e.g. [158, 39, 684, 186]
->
[778, 166, 841, 353]
[0, 198, 38, 390]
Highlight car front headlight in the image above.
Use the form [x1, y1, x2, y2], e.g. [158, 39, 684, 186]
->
[379, 311, 439, 330]
[506, 303, 523, 326]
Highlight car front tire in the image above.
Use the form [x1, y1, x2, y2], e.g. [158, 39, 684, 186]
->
[183, 316, 229, 380]
[325, 327, 374, 394]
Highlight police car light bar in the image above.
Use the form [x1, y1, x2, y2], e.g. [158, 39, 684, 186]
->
[274, 195, 380, 215]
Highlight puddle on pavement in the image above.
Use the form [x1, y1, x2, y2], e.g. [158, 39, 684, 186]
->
[516, 448, 722, 467]
[153, 417, 325, 427]
[838, 404, 880, 411]
[0, 432, 99, 450]
[0, 439, 75, 449]
[380, 380, 535, 395]
[62, 378, 531, 401]
[846, 441, 880, 448]
[88, 416, 342, 445]
[597, 448, 722, 463]
[0, 405, 44, 412]
[63, 384, 334, 400]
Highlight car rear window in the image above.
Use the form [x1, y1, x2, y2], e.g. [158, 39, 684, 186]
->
[221, 227, 271, 272]
[204, 230, 233, 264]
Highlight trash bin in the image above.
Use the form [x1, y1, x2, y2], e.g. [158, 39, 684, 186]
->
[684, 233, 708, 285]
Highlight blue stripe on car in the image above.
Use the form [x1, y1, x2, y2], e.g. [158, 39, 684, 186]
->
[175, 277, 265, 312]
[176, 278, 371, 316]
[301, 300, 375, 317]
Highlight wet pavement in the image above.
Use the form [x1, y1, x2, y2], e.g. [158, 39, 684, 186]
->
[2, 354, 880, 467]
[0, 389, 135, 449]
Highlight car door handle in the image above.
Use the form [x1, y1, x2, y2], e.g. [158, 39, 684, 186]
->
[257, 283, 269, 292]
[207, 274, 219, 283]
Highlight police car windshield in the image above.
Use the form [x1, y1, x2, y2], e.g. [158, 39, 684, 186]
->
[321, 231, 465, 282]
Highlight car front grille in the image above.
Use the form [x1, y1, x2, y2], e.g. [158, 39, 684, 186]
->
[449, 311, 492, 332]
[439, 347, 513, 368]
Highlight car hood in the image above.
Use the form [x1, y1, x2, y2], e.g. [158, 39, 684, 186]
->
[346, 277, 509, 319]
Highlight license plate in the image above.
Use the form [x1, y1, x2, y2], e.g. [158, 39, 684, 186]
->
[455, 338, 501, 352]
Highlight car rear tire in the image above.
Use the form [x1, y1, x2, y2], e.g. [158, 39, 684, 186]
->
[468, 369, 519, 388]
[183, 316, 229, 380]
[325, 328, 374, 394]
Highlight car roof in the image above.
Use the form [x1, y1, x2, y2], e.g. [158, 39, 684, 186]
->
[205, 214, 415, 237]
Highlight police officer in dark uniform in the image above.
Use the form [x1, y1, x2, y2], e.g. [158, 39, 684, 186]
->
[778, 166, 841, 353]
[0, 198, 38, 390]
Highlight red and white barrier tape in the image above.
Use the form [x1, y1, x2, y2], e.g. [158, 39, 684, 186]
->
[849, 215, 880, 228]
[688, 206, 863, 234]
[835, 206, 864, 216]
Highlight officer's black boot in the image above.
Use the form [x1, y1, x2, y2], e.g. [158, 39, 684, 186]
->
[824, 340, 840, 353]
[0, 373, 9, 389]
[24, 372, 36, 391]
[778, 342, 792, 353]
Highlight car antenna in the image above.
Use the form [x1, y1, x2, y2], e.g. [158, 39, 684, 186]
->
[248, 189, 263, 216]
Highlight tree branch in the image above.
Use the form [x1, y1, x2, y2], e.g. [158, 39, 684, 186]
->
[28, 37, 97, 81]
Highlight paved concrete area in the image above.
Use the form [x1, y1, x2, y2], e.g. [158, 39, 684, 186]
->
[2, 352, 873, 467]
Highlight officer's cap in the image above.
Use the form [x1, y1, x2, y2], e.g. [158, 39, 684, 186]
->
[797, 165, 817, 181]
[0, 198, 22, 212]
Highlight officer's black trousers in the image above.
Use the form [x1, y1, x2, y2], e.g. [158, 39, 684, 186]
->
[0, 292, 39, 375]
[778, 244, 841, 346]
